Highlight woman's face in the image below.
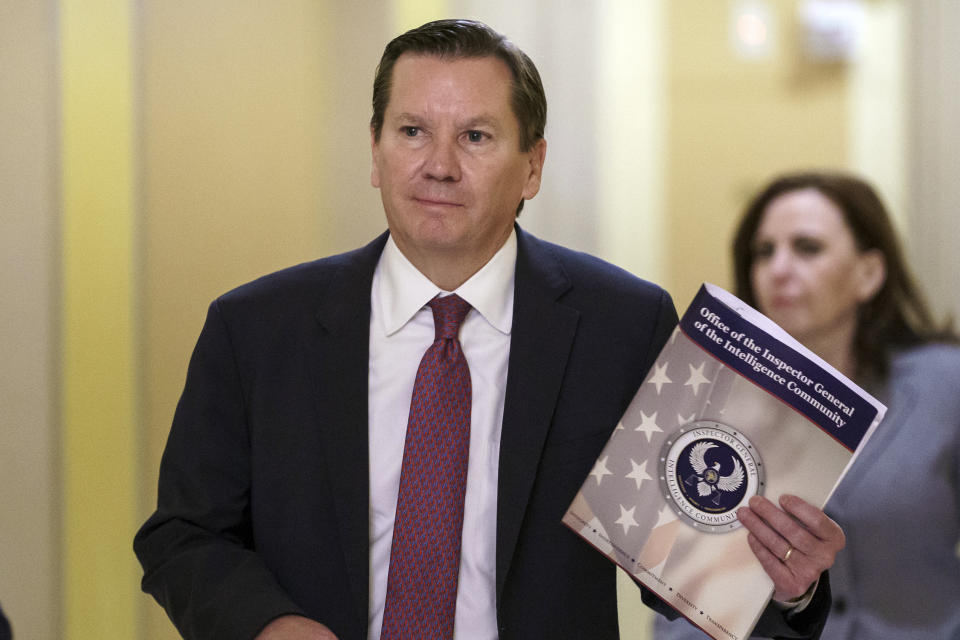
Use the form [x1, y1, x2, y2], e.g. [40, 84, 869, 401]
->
[750, 188, 883, 347]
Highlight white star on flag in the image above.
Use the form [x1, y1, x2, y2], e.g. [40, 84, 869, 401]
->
[646, 361, 672, 394]
[634, 410, 662, 442]
[685, 361, 711, 395]
[625, 459, 652, 490]
[677, 413, 696, 427]
[615, 504, 639, 535]
[589, 455, 613, 485]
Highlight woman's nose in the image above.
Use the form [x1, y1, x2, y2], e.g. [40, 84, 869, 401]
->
[766, 247, 794, 277]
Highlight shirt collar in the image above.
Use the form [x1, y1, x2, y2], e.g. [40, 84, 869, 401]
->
[375, 230, 517, 337]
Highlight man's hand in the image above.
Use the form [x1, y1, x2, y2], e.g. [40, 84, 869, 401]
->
[737, 494, 845, 602]
[255, 615, 339, 640]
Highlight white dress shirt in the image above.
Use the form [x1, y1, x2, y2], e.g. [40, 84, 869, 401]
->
[367, 231, 516, 640]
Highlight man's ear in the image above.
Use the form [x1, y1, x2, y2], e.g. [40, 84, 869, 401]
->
[521, 138, 547, 201]
[855, 248, 886, 303]
[370, 128, 381, 188]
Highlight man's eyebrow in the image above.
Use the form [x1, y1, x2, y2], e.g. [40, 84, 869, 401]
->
[388, 112, 503, 131]
[462, 115, 502, 131]
[391, 112, 425, 124]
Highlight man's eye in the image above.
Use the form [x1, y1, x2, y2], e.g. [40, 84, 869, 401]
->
[466, 130, 485, 143]
[403, 126, 420, 137]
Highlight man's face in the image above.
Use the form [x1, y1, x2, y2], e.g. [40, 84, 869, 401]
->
[371, 53, 546, 276]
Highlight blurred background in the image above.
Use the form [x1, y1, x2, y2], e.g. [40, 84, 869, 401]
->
[2, 0, 958, 638]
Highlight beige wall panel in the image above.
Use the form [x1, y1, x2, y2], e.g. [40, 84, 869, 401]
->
[0, 1, 60, 638]
[138, 2, 391, 636]
[665, 0, 848, 310]
[908, 1, 960, 324]
[313, 0, 395, 252]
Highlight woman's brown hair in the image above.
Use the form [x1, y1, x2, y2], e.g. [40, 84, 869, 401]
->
[732, 170, 956, 378]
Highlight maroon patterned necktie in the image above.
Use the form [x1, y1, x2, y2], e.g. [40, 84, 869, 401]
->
[380, 294, 473, 640]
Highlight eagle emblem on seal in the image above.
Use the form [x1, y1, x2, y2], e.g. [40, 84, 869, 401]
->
[684, 441, 744, 505]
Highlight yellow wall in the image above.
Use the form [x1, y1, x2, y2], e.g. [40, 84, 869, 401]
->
[664, 0, 848, 310]
[60, 0, 140, 638]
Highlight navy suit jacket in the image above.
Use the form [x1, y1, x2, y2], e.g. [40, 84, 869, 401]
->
[135, 227, 829, 639]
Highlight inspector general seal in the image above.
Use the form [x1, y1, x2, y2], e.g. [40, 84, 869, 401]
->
[659, 420, 764, 533]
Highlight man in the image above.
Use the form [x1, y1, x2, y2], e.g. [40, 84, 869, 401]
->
[135, 19, 843, 640]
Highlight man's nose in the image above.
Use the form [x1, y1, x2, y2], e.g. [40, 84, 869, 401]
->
[423, 138, 461, 182]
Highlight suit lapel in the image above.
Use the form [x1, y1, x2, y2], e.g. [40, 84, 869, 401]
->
[305, 228, 582, 620]
[308, 232, 389, 631]
[496, 227, 580, 601]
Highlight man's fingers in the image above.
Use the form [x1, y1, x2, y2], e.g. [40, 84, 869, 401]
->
[739, 496, 807, 556]
[738, 494, 845, 601]
[779, 494, 846, 551]
[746, 533, 809, 600]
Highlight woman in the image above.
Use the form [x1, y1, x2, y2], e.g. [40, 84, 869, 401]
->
[654, 170, 960, 639]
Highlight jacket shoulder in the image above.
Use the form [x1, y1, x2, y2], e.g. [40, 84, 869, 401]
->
[892, 342, 960, 376]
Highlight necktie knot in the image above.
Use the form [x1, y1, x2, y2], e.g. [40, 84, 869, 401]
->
[428, 294, 472, 341]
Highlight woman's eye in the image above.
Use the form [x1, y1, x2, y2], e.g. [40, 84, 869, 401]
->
[794, 238, 823, 255]
[753, 242, 774, 260]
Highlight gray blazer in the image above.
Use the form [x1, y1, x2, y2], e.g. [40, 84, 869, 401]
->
[655, 343, 960, 639]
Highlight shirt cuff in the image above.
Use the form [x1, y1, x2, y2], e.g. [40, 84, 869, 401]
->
[773, 577, 819, 615]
